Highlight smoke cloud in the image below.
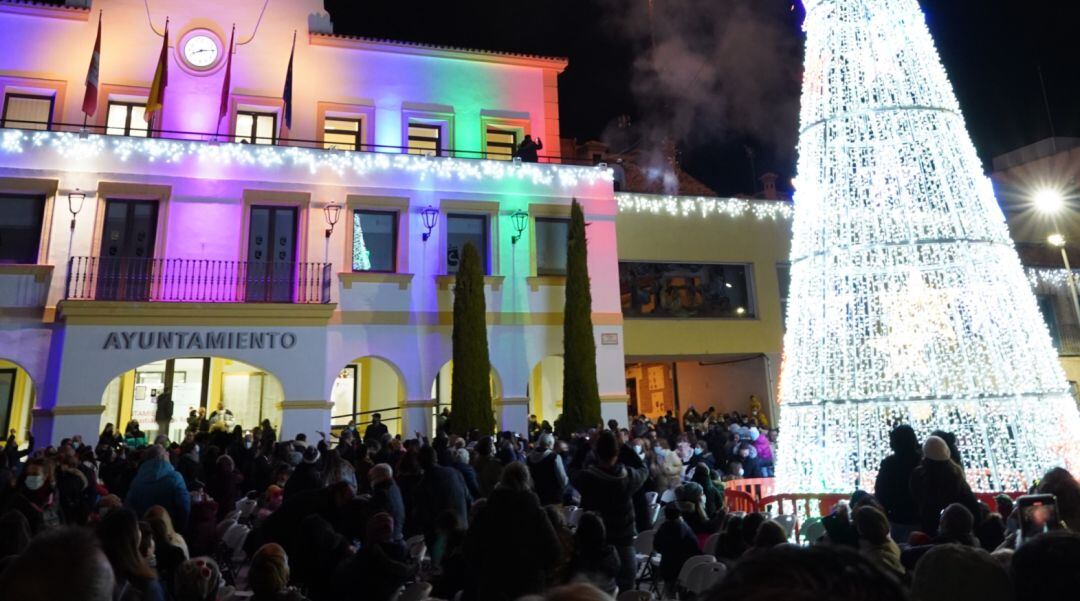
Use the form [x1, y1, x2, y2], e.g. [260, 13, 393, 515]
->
[599, 0, 803, 191]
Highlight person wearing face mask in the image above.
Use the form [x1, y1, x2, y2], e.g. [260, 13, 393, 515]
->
[5, 457, 63, 533]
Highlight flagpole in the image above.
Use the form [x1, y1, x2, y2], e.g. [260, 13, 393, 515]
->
[283, 29, 296, 143]
[215, 23, 235, 142]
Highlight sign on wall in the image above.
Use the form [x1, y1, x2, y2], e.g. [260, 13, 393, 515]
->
[102, 331, 299, 351]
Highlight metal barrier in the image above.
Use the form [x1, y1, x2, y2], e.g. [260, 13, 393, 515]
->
[65, 256, 332, 304]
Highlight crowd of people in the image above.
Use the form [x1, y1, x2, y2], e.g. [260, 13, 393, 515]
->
[0, 409, 1078, 601]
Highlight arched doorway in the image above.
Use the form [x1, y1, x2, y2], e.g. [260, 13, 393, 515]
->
[330, 357, 406, 438]
[431, 360, 503, 432]
[529, 356, 564, 427]
[0, 359, 35, 445]
[100, 357, 284, 442]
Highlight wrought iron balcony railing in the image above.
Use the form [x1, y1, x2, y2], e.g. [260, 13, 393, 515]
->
[65, 256, 332, 304]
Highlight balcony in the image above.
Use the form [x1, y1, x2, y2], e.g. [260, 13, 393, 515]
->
[65, 257, 331, 304]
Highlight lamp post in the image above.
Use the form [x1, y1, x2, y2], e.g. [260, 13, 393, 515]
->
[66, 189, 86, 262]
[421, 206, 439, 242]
[323, 203, 342, 264]
[1049, 233, 1080, 326]
[510, 210, 529, 245]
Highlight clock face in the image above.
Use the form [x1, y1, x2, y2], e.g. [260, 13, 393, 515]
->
[183, 34, 220, 69]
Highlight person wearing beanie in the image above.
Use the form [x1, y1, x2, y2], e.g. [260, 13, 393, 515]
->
[910, 436, 979, 537]
[283, 446, 323, 501]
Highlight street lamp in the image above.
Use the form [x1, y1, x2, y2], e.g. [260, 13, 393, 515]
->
[66, 189, 86, 261]
[1049, 233, 1080, 327]
[323, 203, 342, 264]
[421, 206, 439, 242]
[1034, 188, 1066, 215]
[510, 210, 529, 245]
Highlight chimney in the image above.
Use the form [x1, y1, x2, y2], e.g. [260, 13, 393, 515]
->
[760, 172, 779, 200]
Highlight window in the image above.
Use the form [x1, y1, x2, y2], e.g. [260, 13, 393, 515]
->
[106, 101, 149, 137]
[485, 127, 518, 160]
[447, 214, 488, 274]
[353, 210, 397, 272]
[535, 217, 569, 275]
[2, 94, 53, 130]
[236, 111, 277, 145]
[324, 117, 364, 151]
[0, 194, 46, 264]
[1037, 294, 1061, 351]
[619, 261, 755, 318]
[777, 264, 791, 329]
[408, 123, 441, 156]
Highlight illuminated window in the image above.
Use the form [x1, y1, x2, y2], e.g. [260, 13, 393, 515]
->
[485, 127, 517, 160]
[106, 101, 149, 137]
[535, 217, 569, 275]
[408, 123, 441, 156]
[0, 194, 46, 264]
[1, 94, 53, 130]
[236, 111, 277, 145]
[353, 210, 397, 272]
[324, 117, 364, 151]
[447, 214, 488, 274]
[619, 262, 755, 318]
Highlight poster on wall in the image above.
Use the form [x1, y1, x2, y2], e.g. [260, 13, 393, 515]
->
[649, 391, 665, 414]
[647, 366, 666, 391]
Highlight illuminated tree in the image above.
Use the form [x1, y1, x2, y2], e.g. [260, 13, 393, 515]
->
[775, 0, 1080, 493]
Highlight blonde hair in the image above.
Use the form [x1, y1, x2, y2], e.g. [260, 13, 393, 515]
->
[144, 506, 179, 546]
[249, 543, 290, 596]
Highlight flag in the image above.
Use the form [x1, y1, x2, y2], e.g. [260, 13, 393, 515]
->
[145, 21, 169, 122]
[282, 32, 296, 130]
[82, 12, 102, 117]
[217, 25, 235, 126]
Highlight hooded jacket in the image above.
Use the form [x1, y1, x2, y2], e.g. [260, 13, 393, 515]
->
[572, 447, 648, 546]
[527, 449, 569, 505]
[124, 457, 190, 529]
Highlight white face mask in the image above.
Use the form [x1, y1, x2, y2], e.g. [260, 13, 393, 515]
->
[25, 475, 45, 491]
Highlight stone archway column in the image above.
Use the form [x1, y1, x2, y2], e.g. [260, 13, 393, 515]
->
[278, 400, 333, 440]
[403, 398, 435, 438]
[497, 397, 529, 436]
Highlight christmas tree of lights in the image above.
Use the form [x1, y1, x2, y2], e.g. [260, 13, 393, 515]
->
[352, 212, 371, 271]
[775, 0, 1080, 493]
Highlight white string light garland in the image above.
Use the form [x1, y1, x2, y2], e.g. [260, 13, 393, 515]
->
[0, 130, 614, 187]
[615, 193, 794, 220]
[775, 0, 1080, 493]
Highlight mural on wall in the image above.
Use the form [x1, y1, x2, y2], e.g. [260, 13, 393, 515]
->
[619, 262, 753, 318]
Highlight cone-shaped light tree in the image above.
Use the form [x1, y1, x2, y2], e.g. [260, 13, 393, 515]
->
[559, 199, 601, 436]
[451, 242, 495, 435]
[776, 0, 1080, 493]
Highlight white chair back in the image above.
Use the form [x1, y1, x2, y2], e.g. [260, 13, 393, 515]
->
[676, 554, 716, 589]
[686, 562, 727, 594]
[773, 514, 795, 539]
[702, 532, 721, 556]
[633, 529, 655, 556]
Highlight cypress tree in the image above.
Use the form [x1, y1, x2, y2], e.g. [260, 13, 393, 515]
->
[559, 199, 601, 436]
[451, 241, 495, 435]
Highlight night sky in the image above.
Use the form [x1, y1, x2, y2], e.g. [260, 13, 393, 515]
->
[325, 0, 1080, 197]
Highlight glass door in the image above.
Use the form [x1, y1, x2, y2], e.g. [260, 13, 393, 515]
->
[0, 369, 15, 435]
[246, 206, 297, 302]
[97, 199, 158, 300]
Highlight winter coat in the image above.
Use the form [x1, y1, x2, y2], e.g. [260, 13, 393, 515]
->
[283, 462, 322, 500]
[333, 541, 414, 601]
[412, 464, 471, 539]
[752, 437, 774, 463]
[573, 448, 649, 547]
[125, 457, 190, 530]
[527, 449, 569, 505]
[568, 543, 621, 595]
[910, 459, 979, 537]
[451, 461, 482, 501]
[465, 487, 562, 601]
[859, 539, 905, 575]
[371, 479, 406, 542]
[875, 450, 922, 525]
[652, 452, 684, 492]
[655, 517, 701, 583]
[473, 454, 503, 498]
